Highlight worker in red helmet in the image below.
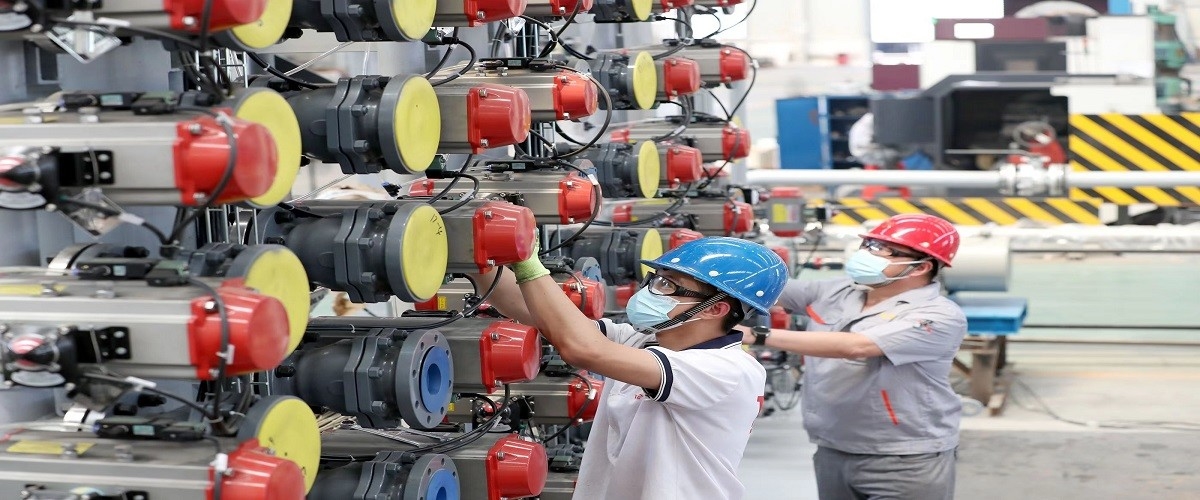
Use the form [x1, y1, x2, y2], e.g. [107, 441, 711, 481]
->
[739, 213, 968, 500]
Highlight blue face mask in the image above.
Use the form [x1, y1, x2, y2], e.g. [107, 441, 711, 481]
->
[845, 249, 923, 286]
[625, 287, 700, 333]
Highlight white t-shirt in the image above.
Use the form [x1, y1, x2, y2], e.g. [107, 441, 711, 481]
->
[572, 320, 767, 500]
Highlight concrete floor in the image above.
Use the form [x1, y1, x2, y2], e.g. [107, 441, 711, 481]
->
[737, 253, 1200, 498]
[738, 342, 1200, 499]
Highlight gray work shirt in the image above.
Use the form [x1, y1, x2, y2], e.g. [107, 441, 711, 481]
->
[777, 277, 968, 455]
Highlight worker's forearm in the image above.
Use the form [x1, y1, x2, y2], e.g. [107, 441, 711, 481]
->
[518, 275, 605, 367]
[470, 267, 536, 326]
[753, 328, 880, 359]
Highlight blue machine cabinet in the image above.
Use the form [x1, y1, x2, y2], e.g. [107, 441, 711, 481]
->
[775, 95, 870, 170]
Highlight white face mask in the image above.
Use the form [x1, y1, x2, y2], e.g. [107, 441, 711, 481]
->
[844, 249, 925, 287]
[625, 287, 703, 335]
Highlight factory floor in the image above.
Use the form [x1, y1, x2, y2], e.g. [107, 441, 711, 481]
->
[739, 253, 1200, 499]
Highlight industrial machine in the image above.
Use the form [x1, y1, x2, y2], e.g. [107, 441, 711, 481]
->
[0, 1, 765, 498]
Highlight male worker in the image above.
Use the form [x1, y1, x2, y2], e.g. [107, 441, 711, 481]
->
[741, 214, 967, 500]
[478, 237, 789, 499]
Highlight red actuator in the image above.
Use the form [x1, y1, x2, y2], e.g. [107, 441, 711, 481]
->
[188, 279, 290, 379]
[467, 84, 532, 153]
[473, 201, 537, 272]
[610, 202, 633, 224]
[723, 200, 753, 236]
[668, 229, 703, 249]
[211, 438, 306, 500]
[553, 70, 599, 120]
[561, 273, 605, 319]
[485, 436, 549, 500]
[567, 373, 602, 423]
[478, 321, 542, 393]
[722, 126, 751, 161]
[173, 114, 277, 205]
[662, 57, 701, 97]
[770, 306, 792, 330]
[468, 0, 529, 25]
[614, 282, 636, 308]
[719, 47, 751, 83]
[166, 0, 267, 32]
[664, 145, 703, 186]
[557, 171, 596, 223]
[610, 128, 631, 143]
[554, 0, 594, 13]
[659, 0, 695, 9]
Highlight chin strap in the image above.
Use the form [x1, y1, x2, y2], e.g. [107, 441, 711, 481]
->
[637, 292, 730, 335]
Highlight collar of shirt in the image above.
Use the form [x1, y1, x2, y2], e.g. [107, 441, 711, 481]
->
[683, 332, 743, 350]
[851, 280, 944, 317]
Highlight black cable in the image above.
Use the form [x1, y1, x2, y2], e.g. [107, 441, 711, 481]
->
[697, 6, 724, 40]
[426, 155, 473, 205]
[407, 384, 513, 454]
[704, 88, 733, 121]
[712, 0, 756, 38]
[81, 373, 218, 420]
[538, 162, 601, 256]
[426, 28, 461, 79]
[655, 15, 694, 41]
[550, 66, 613, 160]
[541, 372, 595, 444]
[52, 197, 172, 244]
[187, 277, 232, 430]
[553, 123, 589, 146]
[537, 1, 584, 58]
[651, 98, 692, 142]
[405, 267, 505, 329]
[164, 107, 240, 253]
[429, 38, 478, 87]
[726, 46, 757, 117]
[793, 232, 822, 279]
[245, 52, 323, 89]
[435, 172, 481, 215]
[48, 18, 201, 50]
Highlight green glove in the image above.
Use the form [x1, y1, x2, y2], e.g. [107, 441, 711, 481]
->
[512, 234, 551, 285]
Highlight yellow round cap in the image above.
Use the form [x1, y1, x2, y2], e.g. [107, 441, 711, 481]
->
[228, 0, 293, 50]
[392, 0, 436, 40]
[231, 89, 302, 208]
[398, 204, 449, 301]
[631, 51, 658, 110]
[639, 228, 664, 278]
[392, 76, 440, 173]
[631, 0, 653, 21]
[235, 245, 310, 354]
[238, 396, 320, 492]
[635, 141, 659, 199]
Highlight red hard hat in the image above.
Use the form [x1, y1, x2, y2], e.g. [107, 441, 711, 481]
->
[860, 214, 959, 267]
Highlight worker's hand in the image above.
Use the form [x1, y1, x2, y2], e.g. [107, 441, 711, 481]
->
[512, 234, 551, 285]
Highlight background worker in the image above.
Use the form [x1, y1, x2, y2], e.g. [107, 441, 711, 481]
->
[479, 237, 789, 499]
[741, 214, 968, 500]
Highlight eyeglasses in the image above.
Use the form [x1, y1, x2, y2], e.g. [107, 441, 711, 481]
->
[860, 239, 925, 259]
[640, 272, 712, 299]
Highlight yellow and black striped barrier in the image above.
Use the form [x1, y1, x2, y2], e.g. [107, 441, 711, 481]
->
[814, 197, 1104, 226]
[1068, 113, 1200, 206]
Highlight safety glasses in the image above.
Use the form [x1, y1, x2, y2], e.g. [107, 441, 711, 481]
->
[860, 239, 925, 260]
[639, 272, 712, 299]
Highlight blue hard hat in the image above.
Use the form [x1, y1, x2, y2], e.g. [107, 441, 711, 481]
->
[641, 237, 788, 313]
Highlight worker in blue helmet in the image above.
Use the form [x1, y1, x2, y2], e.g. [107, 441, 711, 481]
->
[476, 236, 789, 500]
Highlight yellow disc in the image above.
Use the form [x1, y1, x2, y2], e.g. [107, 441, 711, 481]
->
[231, 89, 302, 208]
[394, 77, 440, 173]
[229, 0, 293, 50]
[400, 204, 449, 301]
[631, 0, 654, 21]
[392, 0, 436, 40]
[639, 228, 664, 279]
[236, 246, 310, 353]
[631, 51, 658, 110]
[239, 396, 320, 492]
[635, 141, 659, 199]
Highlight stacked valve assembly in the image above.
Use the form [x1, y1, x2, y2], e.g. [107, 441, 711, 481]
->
[0, 0, 780, 498]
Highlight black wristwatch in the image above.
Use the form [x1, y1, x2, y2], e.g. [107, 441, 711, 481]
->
[752, 326, 771, 346]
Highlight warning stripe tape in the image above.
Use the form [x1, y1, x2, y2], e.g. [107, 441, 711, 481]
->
[1068, 113, 1200, 206]
[815, 197, 1104, 226]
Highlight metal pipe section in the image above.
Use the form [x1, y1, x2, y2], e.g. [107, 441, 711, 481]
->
[746, 168, 1200, 190]
[747, 169, 1002, 188]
